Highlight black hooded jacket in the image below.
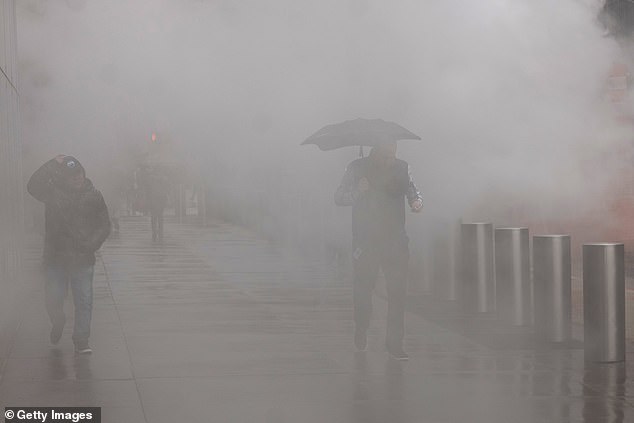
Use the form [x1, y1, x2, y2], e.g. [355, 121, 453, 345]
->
[27, 158, 111, 266]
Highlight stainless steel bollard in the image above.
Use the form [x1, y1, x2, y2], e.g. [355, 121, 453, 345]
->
[446, 220, 461, 301]
[495, 228, 531, 326]
[583, 243, 625, 363]
[533, 235, 571, 342]
[461, 223, 495, 313]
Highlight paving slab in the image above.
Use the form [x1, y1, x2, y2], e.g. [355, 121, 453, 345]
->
[1, 216, 633, 422]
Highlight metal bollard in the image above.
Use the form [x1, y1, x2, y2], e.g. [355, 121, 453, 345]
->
[461, 223, 495, 313]
[446, 220, 461, 301]
[495, 228, 531, 326]
[533, 235, 571, 342]
[583, 243, 625, 363]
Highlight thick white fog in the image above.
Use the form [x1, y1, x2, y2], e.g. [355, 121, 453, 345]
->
[8, 3, 634, 420]
[16, 0, 627, 256]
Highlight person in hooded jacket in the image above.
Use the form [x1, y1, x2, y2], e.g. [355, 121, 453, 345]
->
[27, 155, 111, 354]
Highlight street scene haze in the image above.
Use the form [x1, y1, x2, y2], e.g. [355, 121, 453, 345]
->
[2, 0, 634, 422]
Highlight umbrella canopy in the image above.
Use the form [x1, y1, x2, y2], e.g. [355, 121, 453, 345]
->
[302, 118, 421, 151]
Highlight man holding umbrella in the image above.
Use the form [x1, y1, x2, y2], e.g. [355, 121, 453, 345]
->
[303, 118, 423, 360]
[335, 141, 422, 360]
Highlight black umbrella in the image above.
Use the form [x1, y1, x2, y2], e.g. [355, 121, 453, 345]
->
[302, 118, 421, 154]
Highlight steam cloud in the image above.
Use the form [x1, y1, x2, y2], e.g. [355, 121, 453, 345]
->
[17, 0, 625, 247]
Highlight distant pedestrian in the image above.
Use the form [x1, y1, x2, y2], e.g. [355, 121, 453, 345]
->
[335, 142, 423, 360]
[110, 203, 120, 234]
[27, 155, 110, 354]
[143, 167, 170, 242]
[106, 188, 127, 235]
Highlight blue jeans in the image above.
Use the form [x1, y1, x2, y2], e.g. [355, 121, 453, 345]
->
[45, 261, 94, 344]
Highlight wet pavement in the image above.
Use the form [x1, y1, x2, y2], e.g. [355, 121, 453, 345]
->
[1, 217, 634, 422]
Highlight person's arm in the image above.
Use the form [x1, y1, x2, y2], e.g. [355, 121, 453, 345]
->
[26, 157, 64, 203]
[76, 191, 111, 253]
[405, 165, 423, 212]
[334, 164, 361, 206]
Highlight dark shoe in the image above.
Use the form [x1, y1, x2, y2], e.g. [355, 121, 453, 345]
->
[386, 345, 409, 361]
[74, 341, 92, 355]
[50, 318, 65, 345]
[354, 329, 367, 352]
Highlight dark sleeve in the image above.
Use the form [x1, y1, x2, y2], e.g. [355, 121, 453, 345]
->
[405, 165, 422, 207]
[334, 164, 360, 206]
[27, 159, 61, 203]
[78, 191, 111, 253]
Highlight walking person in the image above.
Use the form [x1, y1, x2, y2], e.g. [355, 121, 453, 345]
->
[335, 142, 423, 360]
[106, 185, 128, 236]
[27, 155, 111, 354]
[145, 169, 170, 242]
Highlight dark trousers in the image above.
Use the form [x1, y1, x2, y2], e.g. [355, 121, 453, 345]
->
[150, 208, 164, 240]
[352, 239, 409, 348]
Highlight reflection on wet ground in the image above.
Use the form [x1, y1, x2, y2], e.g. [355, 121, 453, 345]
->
[1, 217, 633, 422]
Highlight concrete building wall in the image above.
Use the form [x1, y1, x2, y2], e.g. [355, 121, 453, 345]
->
[0, 0, 24, 338]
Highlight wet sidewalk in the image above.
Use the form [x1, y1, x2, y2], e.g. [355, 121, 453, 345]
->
[1, 217, 634, 423]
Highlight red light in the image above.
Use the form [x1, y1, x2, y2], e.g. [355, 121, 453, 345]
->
[151, 133, 157, 142]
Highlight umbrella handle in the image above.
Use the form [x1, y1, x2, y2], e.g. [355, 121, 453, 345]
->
[359, 146, 364, 157]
